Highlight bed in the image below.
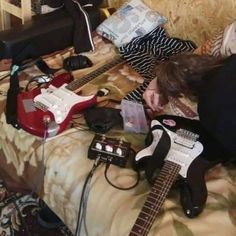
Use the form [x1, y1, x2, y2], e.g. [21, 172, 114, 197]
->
[0, 0, 236, 235]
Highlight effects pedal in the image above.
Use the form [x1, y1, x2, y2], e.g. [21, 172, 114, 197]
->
[88, 134, 131, 167]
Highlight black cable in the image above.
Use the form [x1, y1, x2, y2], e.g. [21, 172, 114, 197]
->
[24, 74, 53, 91]
[74, 157, 101, 236]
[104, 161, 140, 191]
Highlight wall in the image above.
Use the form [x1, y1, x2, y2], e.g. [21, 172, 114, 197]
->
[104, 0, 236, 46]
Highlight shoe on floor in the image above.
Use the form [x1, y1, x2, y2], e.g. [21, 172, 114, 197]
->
[37, 203, 63, 230]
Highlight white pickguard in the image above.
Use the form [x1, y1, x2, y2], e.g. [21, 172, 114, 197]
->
[135, 120, 204, 178]
[34, 84, 94, 124]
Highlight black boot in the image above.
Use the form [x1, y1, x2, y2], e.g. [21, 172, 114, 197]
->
[37, 199, 63, 229]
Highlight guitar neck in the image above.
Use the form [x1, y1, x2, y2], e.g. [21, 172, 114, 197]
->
[66, 56, 124, 92]
[129, 161, 181, 236]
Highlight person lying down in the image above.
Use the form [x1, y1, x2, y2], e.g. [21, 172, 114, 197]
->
[143, 53, 236, 163]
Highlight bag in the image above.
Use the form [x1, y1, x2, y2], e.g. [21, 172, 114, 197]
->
[63, 55, 93, 71]
[84, 107, 122, 133]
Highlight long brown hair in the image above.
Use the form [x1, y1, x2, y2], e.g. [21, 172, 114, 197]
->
[155, 54, 222, 101]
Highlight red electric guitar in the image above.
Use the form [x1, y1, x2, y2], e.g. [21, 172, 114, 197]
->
[17, 57, 123, 137]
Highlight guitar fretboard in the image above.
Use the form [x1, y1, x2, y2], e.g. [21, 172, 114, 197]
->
[168, 97, 198, 118]
[129, 160, 181, 236]
[66, 56, 124, 92]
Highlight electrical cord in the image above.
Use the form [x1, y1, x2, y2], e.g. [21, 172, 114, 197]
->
[24, 74, 53, 91]
[0, 57, 53, 83]
[104, 162, 140, 191]
[74, 157, 102, 236]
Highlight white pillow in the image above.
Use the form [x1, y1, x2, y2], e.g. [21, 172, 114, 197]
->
[96, 0, 167, 47]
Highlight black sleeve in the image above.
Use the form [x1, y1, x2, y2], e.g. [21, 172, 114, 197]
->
[198, 54, 236, 158]
[42, 0, 64, 8]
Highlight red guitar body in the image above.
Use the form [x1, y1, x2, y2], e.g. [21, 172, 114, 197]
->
[17, 73, 97, 137]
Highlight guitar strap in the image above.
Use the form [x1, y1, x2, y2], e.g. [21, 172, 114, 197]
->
[6, 64, 21, 129]
[5, 44, 60, 129]
[145, 124, 171, 184]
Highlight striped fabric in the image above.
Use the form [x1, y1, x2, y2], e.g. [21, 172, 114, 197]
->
[194, 30, 224, 57]
[119, 27, 196, 102]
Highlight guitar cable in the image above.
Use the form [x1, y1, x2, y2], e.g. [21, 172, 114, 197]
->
[74, 148, 140, 235]
[24, 74, 54, 91]
[74, 156, 102, 236]
[104, 153, 141, 191]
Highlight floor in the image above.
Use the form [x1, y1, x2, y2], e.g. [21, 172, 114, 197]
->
[0, 177, 73, 236]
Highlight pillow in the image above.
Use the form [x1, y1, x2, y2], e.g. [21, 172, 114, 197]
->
[96, 0, 167, 47]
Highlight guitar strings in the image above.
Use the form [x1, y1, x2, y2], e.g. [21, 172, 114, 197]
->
[141, 163, 180, 236]
[141, 163, 180, 235]
[131, 161, 180, 236]
[138, 166, 178, 236]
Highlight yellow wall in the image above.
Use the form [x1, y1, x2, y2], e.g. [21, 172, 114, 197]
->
[105, 0, 236, 46]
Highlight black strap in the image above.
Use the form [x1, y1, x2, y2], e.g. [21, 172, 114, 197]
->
[145, 124, 171, 184]
[5, 45, 60, 129]
[6, 65, 21, 129]
[35, 58, 60, 75]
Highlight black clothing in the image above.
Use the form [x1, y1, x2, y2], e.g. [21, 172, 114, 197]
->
[64, 0, 102, 53]
[42, 0, 64, 8]
[198, 54, 236, 159]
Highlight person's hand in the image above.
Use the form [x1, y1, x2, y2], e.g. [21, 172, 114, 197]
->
[143, 78, 164, 112]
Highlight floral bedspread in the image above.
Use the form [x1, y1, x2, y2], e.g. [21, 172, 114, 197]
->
[0, 36, 236, 236]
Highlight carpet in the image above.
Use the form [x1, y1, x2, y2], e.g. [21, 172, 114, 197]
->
[0, 179, 73, 236]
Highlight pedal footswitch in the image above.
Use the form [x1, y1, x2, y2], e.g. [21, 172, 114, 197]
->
[88, 134, 131, 167]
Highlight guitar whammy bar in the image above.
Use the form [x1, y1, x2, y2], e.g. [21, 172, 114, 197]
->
[129, 114, 227, 236]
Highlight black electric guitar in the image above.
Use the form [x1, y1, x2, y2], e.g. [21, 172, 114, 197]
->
[129, 115, 224, 236]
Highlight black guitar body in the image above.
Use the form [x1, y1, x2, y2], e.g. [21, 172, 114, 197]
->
[135, 115, 228, 218]
[146, 115, 227, 164]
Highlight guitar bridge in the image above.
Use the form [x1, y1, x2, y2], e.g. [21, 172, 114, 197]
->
[174, 129, 199, 149]
[34, 101, 48, 112]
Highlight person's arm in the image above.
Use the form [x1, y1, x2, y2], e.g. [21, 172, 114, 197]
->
[143, 78, 166, 112]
